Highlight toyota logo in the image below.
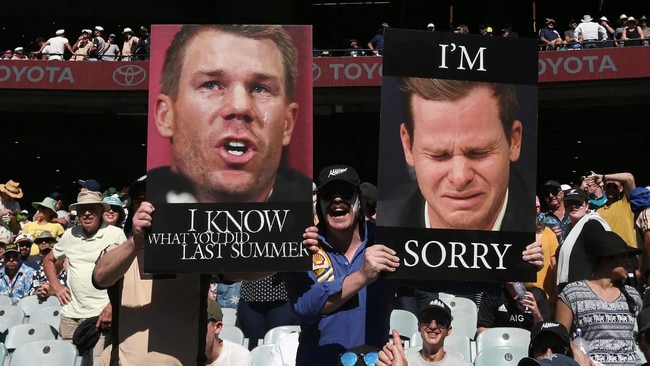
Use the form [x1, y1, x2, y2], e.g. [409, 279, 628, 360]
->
[113, 65, 147, 86]
[312, 63, 321, 81]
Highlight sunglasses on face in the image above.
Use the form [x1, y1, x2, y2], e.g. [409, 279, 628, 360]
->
[419, 314, 451, 329]
[18, 243, 31, 248]
[320, 182, 357, 202]
[3, 254, 19, 261]
[543, 189, 561, 197]
[35, 239, 54, 245]
[108, 205, 121, 213]
[532, 342, 568, 356]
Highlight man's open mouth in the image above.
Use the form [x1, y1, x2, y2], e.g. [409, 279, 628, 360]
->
[225, 140, 249, 156]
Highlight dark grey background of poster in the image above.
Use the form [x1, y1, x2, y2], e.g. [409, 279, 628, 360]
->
[376, 226, 537, 282]
[376, 77, 538, 198]
[144, 202, 313, 273]
[374, 29, 538, 280]
[383, 28, 538, 85]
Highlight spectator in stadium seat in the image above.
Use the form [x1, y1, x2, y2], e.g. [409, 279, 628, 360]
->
[284, 165, 400, 366]
[133, 26, 150, 60]
[588, 171, 638, 248]
[575, 15, 607, 49]
[101, 34, 121, 61]
[21, 196, 65, 256]
[0, 242, 37, 304]
[518, 321, 591, 366]
[377, 299, 472, 366]
[367, 22, 389, 55]
[89, 26, 106, 61]
[556, 231, 642, 366]
[120, 27, 139, 61]
[71, 29, 93, 61]
[563, 19, 579, 48]
[641, 15, 650, 45]
[580, 172, 607, 210]
[615, 14, 628, 46]
[539, 18, 564, 50]
[39, 29, 73, 61]
[630, 187, 650, 302]
[477, 282, 550, 334]
[599, 16, 617, 46]
[622, 16, 645, 47]
[345, 38, 366, 57]
[555, 188, 610, 290]
[205, 298, 252, 366]
[538, 180, 571, 242]
[14, 233, 39, 270]
[35, 37, 49, 59]
[44, 191, 125, 358]
[11, 47, 27, 60]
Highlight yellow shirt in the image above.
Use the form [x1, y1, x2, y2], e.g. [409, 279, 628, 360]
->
[597, 195, 637, 248]
[20, 221, 65, 255]
[534, 226, 559, 299]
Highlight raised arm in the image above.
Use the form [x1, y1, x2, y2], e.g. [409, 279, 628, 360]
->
[92, 201, 153, 288]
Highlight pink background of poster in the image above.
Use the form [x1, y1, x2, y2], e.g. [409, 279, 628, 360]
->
[146, 24, 313, 178]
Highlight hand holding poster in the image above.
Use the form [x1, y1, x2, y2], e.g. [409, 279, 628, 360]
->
[376, 28, 539, 281]
[144, 25, 314, 273]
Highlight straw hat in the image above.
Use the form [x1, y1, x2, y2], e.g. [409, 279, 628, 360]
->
[0, 180, 23, 199]
[69, 191, 109, 212]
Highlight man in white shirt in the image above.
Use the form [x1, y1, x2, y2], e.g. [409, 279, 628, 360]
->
[574, 15, 607, 49]
[39, 29, 73, 60]
[206, 299, 252, 366]
[377, 299, 472, 366]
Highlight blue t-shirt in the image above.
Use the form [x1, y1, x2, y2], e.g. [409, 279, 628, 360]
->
[284, 221, 393, 366]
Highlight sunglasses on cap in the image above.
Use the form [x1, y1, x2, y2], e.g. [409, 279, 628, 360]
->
[339, 351, 378, 366]
[320, 182, 358, 202]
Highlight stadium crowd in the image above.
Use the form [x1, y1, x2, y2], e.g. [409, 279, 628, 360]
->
[0, 166, 648, 365]
[2, 10, 650, 62]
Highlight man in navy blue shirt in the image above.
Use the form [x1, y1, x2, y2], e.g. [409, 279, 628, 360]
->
[285, 165, 400, 366]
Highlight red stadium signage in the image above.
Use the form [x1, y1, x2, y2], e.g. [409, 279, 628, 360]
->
[0, 61, 148, 90]
[0, 47, 647, 90]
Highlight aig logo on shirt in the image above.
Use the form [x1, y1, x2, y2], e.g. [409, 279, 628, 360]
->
[509, 314, 525, 322]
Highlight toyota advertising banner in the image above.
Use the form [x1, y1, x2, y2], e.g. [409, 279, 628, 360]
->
[0, 46, 645, 91]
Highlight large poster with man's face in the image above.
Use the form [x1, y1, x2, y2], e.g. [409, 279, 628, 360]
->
[144, 24, 313, 273]
[376, 28, 538, 281]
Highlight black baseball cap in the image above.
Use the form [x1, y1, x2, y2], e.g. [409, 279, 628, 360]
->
[563, 188, 588, 203]
[317, 165, 360, 190]
[542, 180, 561, 189]
[519, 354, 578, 366]
[419, 299, 453, 323]
[529, 321, 570, 350]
